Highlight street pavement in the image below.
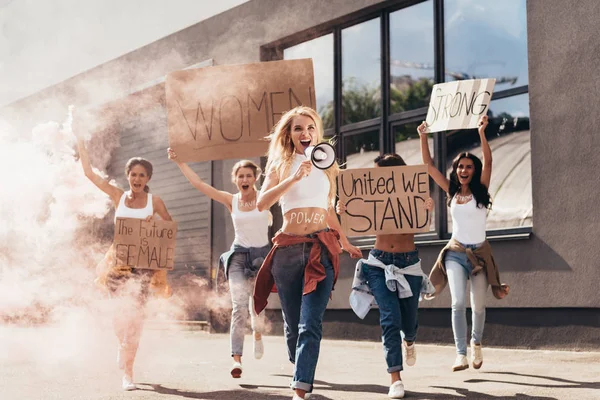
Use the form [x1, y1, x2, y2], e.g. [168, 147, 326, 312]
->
[1, 325, 599, 400]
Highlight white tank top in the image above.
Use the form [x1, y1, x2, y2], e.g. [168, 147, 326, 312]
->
[280, 153, 330, 214]
[231, 193, 270, 248]
[450, 195, 487, 245]
[114, 191, 154, 221]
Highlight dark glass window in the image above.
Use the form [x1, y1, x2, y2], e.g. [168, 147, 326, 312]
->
[390, 0, 434, 114]
[342, 17, 382, 125]
[284, 34, 334, 129]
[444, 0, 529, 91]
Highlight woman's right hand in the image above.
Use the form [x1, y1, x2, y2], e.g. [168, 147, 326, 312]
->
[292, 160, 312, 181]
[336, 200, 346, 215]
[417, 121, 429, 136]
[167, 148, 181, 163]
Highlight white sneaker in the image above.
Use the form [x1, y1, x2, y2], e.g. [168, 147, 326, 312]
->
[471, 340, 483, 369]
[388, 380, 405, 399]
[253, 336, 264, 360]
[452, 354, 469, 372]
[403, 341, 416, 366]
[230, 361, 242, 378]
[122, 375, 136, 391]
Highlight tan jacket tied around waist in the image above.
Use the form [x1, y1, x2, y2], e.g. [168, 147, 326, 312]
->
[426, 238, 509, 300]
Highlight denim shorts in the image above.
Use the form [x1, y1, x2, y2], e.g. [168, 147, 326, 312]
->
[444, 241, 483, 276]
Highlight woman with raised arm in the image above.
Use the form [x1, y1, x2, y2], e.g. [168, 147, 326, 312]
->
[338, 153, 435, 399]
[74, 125, 172, 391]
[167, 150, 270, 378]
[252, 106, 362, 400]
[417, 115, 509, 372]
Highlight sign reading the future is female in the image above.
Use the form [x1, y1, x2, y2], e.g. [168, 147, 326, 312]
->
[425, 78, 496, 133]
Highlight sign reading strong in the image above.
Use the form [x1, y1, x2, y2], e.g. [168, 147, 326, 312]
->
[425, 78, 496, 133]
[166, 59, 316, 162]
[338, 165, 430, 236]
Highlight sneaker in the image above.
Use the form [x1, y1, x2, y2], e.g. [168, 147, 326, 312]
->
[452, 354, 469, 372]
[388, 380, 405, 399]
[403, 341, 416, 366]
[230, 361, 243, 378]
[253, 336, 264, 360]
[291, 391, 311, 399]
[122, 375, 136, 391]
[471, 340, 483, 369]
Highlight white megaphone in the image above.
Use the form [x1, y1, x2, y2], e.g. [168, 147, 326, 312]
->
[304, 142, 336, 170]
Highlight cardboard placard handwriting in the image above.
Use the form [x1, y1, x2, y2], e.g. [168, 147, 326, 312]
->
[338, 165, 430, 236]
[425, 78, 496, 133]
[114, 218, 177, 270]
[166, 59, 315, 162]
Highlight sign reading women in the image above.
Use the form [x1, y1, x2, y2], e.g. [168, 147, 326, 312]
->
[338, 165, 430, 236]
[166, 59, 316, 162]
[114, 218, 178, 270]
[425, 78, 496, 133]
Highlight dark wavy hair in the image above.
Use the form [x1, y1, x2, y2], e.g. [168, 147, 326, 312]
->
[374, 153, 406, 167]
[447, 152, 491, 209]
[125, 157, 153, 193]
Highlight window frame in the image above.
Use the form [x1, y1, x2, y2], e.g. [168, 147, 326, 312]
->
[261, 0, 533, 245]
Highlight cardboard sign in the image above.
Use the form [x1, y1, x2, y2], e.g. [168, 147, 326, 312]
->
[338, 165, 430, 236]
[166, 59, 316, 162]
[114, 218, 177, 270]
[425, 79, 496, 133]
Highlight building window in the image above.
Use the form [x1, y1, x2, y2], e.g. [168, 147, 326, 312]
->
[284, 34, 335, 130]
[342, 17, 382, 125]
[271, 0, 530, 240]
[390, 0, 434, 114]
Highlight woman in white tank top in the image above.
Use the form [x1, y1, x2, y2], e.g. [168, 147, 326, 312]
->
[167, 150, 270, 379]
[418, 115, 508, 373]
[74, 124, 172, 391]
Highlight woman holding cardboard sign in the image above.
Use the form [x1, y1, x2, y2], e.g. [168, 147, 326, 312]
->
[417, 115, 509, 372]
[253, 106, 362, 400]
[74, 122, 172, 391]
[167, 150, 270, 379]
[337, 154, 435, 399]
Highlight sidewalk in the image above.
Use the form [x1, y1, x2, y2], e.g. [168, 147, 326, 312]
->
[0, 327, 598, 399]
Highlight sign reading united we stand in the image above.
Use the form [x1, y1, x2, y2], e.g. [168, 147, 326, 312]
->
[425, 78, 496, 133]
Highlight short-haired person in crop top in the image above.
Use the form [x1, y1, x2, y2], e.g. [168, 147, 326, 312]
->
[168, 150, 270, 379]
[253, 106, 362, 400]
[418, 115, 509, 373]
[74, 119, 172, 392]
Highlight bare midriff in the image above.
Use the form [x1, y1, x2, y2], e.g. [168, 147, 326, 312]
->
[281, 207, 329, 235]
[374, 233, 416, 253]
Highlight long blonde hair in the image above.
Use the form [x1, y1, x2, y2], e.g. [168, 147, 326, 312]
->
[265, 106, 339, 208]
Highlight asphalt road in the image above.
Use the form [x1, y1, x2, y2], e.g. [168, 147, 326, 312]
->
[0, 326, 598, 400]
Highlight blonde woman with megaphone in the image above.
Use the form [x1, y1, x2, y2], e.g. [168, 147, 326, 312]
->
[253, 106, 361, 400]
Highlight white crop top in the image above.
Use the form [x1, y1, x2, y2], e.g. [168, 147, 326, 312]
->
[231, 193, 270, 248]
[114, 191, 153, 221]
[450, 195, 487, 245]
[280, 154, 330, 214]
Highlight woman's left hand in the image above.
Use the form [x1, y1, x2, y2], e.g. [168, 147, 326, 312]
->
[478, 115, 489, 136]
[341, 241, 362, 258]
[145, 215, 154, 222]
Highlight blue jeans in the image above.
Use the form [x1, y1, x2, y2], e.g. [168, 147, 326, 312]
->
[445, 244, 488, 355]
[363, 249, 422, 373]
[270, 240, 334, 393]
[228, 253, 265, 356]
